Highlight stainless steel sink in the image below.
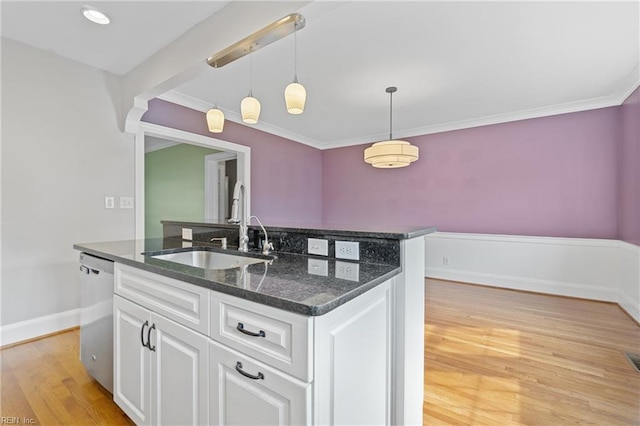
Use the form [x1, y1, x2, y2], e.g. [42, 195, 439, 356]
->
[145, 248, 274, 270]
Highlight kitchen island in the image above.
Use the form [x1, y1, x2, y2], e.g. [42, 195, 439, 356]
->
[75, 223, 434, 425]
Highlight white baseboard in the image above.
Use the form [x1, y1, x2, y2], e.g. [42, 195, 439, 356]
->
[425, 232, 639, 323]
[425, 266, 618, 301]
[0, 308, 81, 347]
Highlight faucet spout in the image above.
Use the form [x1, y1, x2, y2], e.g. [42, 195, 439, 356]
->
[228, 181, 249, 252]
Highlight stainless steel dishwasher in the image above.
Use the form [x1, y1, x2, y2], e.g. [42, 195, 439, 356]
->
[79, 252, 114, 393]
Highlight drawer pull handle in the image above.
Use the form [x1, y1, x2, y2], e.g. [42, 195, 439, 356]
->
[140, 320, 149, 348]
[236, 322, 265, 338]
[235, 362, 264, 380]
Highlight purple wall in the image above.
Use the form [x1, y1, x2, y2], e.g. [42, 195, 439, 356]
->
[322, 108, 621, 239]
[142, 99, 323, 225]
[619, 87, 640, 246]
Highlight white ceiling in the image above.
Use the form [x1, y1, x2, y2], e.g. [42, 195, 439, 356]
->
[0, 1, 230, 75]
[2, 1, 638, 149]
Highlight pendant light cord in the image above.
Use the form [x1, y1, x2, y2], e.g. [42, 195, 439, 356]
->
[293, 24, 299, 83]
[248, 48, 254, 97]
[389, 90, 393, 140]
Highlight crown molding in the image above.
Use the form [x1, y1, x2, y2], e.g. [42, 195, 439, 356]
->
[156, 90, 325, 150]
[159, 63, 640, 151]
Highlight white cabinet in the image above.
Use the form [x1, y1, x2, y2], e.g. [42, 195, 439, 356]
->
[114, 295, 209, 426]
[209, 341, 311, 425]
[210, 291, 312, 382]
[114, 263, 396, 426]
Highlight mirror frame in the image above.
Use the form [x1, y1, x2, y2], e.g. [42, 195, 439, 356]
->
[134, 122, 251, 240]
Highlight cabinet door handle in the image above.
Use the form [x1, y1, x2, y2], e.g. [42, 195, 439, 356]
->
[236, 322, 265, 338]
[140, 320, 149, 348]
[235, 362, 264, 380]
[147, 324, 156, 352]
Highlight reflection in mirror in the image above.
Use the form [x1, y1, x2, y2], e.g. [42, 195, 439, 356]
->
[144, 136, 237, 238]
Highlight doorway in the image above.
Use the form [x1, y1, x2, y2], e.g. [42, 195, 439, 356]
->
[135, 122, 251, 240]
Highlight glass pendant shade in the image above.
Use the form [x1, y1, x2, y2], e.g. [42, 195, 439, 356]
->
[206, 108, 225, 133]
[241, 95, 261, 124]
[285, 81, 306, 114]
[364, 140, 419, 168]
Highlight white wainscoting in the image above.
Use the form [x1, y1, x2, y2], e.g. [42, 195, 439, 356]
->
[618, 242, 640, 323]
[425, 232, 639, 323]
[0, 308, 81, 347]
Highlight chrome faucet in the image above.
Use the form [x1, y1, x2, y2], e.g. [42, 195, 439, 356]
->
[228, 180, 273, 255]
[228, 181, 249, 252]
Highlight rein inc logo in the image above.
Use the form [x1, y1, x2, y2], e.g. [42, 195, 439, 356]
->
[1, 418, 36, 424]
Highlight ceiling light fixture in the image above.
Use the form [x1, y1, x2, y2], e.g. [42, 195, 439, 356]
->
[241, 51, 261, 124]
[284, 22, 306, 114]
[81, 7, 110, 25]
[207, 14, 305, 69]
[364, 87, 419, 168]
[206, 106, 225, 133]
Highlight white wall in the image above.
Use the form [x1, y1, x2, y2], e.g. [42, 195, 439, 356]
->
[1, 39, 135, 341]
[425, 232, 640, 323]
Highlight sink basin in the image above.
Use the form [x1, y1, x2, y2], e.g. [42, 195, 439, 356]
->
[145, 248, 274, 270]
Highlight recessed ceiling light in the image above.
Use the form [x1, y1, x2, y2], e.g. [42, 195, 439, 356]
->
[81, 7, 110, 25]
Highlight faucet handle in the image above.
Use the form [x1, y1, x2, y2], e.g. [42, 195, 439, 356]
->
[262, 241, 274, 255]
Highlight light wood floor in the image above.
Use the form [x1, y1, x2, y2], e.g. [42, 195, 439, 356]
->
[425, 279, 640, 425]
[1, 328, 133, 425]
[1, 280, 638, 425]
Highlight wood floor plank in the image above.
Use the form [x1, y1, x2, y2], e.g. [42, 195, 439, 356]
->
[1, 328, 133, 425]
[425, 279, 640, 425]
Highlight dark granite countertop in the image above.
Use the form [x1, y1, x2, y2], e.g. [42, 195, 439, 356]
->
[74, 238, 402, 316]
[161, 220, 437, 240]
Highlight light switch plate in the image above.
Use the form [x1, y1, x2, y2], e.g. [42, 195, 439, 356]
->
[335, 261, 359, 281]
[182, 228, 193, 240]
[335, 241, 360, 260]
[308, 238, 328, 256]
[104, 196, 114, 209]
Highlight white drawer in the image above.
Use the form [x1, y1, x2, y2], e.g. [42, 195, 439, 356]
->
[114, 263, 210, 335]
[210, 292, 312, 382]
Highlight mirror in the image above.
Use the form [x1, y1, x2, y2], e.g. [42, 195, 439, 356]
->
[144, 136, 238, 238]
[134, 122, 251, 240]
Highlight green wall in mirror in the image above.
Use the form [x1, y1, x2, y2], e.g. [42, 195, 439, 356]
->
[145, 143, 219, 238]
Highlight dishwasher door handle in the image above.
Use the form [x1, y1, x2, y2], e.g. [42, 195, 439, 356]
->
[79, 265, 90, 274]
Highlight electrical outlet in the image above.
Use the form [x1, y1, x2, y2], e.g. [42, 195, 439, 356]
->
[442, 256, 450, 266]
[120, 196, 134, 209]
[335, 241, 359, 260]
[308, 258, 328, 276]
[104, 196, 115, 209]
[335, 261, 359, 281]
[308, 238, 328, 256]
[182, 228, 193, 240]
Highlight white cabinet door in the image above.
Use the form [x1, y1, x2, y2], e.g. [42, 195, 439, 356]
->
[114, 295, 209, 426]
[114, 295, 152, 425]
[209, 341, 311, 426]
[151, 313, 209, 426]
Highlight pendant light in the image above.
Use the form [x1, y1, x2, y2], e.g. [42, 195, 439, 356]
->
[241, 51, 261, 124]
[364, 87, 419, 168]
[206, 105, 224, 133]
[284, 22, 306, 114]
